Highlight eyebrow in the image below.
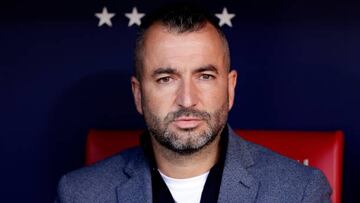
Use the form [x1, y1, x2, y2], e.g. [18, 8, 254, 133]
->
[151, 67, 179, 77]
[151, 64, 218, 77]
[194, 65, 219, 74]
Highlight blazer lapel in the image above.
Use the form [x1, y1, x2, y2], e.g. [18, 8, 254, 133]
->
[116, 150, 153, 203]
[218, 127, 259, 203]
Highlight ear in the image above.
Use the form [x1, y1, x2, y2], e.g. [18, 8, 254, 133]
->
[131, 76, 143, 115]
[227, 69, 237, 111]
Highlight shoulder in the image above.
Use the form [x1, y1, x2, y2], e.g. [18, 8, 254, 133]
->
[227, 130, 331, 201]
[246, 139, 331, 201]
[56, 147, 145, 202]
[244, 137, 325, 182]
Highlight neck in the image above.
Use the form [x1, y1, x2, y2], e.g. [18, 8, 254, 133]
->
[151, 133, 221, 179]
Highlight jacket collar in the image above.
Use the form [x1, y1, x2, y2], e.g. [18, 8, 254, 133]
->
[217, 126, 259, 202]
[116, 148, 153, 203]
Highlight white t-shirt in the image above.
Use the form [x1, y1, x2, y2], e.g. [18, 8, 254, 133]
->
[158, 170, 210, 203]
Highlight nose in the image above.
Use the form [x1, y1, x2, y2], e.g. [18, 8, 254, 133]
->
[176, 78, 199, 108]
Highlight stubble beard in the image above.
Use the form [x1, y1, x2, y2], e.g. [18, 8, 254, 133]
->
[142, 102, 229, 155]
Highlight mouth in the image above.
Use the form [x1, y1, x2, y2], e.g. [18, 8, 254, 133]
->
[172, 116, 203, 129]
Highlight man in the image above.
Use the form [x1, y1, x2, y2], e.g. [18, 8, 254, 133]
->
[56, 4, 331, 203]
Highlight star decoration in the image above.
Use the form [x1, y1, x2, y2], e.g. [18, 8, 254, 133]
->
[215, 7, 236, 27]
[125, 7, 145, 27]
[95, 7, 116, 27]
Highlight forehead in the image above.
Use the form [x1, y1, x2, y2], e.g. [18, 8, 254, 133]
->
[141, 23, 226, 73]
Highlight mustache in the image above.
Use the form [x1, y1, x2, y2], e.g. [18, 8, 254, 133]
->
[165, 108, 211, 122]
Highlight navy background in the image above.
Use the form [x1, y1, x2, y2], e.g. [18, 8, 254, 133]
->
[0, 0, 359, 202]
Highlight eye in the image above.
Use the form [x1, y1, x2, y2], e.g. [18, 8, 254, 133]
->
[157, 76, 173, 84]
[199, 74, 215, 80]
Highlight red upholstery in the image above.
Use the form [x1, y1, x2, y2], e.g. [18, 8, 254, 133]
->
[85, 129, 344, 203]
[86, 130, 143, 166]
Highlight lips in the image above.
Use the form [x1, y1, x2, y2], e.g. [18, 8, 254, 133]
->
[172, 117, 202, 129]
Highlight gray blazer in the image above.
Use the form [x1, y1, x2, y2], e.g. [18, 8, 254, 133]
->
[56, 127, 332, 202]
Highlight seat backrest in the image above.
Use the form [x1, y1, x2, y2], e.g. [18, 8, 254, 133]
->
[85, 129, 344, 203]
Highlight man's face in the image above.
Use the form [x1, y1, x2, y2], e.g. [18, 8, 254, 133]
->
[132, 23, 237, 154]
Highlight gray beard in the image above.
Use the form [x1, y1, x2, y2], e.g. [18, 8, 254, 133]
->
[143, 104, 228, 155]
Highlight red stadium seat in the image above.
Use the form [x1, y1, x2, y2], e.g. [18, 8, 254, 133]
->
[85, 129, 344, 203]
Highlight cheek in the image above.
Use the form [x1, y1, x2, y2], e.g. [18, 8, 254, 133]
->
[198, 82, 228, 107]
[142, 85, 176, 117]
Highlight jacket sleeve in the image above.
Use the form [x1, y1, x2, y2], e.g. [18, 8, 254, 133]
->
[301, 169, 332, 203]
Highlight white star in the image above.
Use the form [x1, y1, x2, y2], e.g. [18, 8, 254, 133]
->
[125, 7, 145, 27]
[215, 7, 236, 27]
[95, 7, 116, 27]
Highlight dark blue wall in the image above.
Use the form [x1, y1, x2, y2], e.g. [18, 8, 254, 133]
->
[1, 0, 359, 202]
